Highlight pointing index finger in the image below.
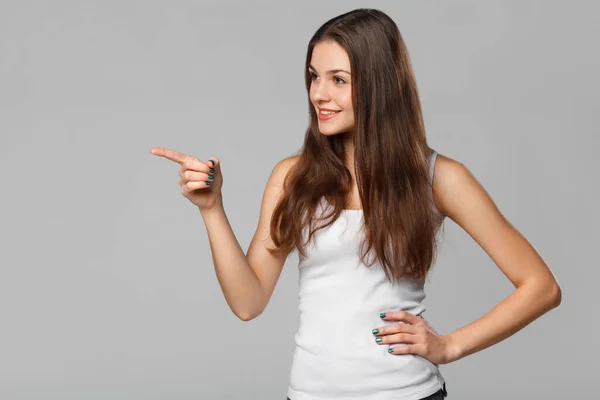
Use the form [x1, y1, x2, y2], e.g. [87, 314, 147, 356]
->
[150, 147, 189, 165]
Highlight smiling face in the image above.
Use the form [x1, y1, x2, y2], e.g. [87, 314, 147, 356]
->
[308, 40, 355, 136]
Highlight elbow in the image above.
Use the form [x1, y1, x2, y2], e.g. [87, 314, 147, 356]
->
[530, 275, 562, 309]
[236, 310, 262, 322]
[235, 304, 265, 322]
[550, 284, 562, 308]
[233, 289, 268, 322]
[237, 311, 256, 322]
[237, 314, 253, 322]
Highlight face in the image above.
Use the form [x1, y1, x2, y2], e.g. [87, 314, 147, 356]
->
[308, 40, 354, 136]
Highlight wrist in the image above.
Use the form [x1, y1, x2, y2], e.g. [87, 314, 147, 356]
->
[199, 198, 224, 216]
[444, 333, 464, 363]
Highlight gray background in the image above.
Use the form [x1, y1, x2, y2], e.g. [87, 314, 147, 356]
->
[0, 1, 597, 399]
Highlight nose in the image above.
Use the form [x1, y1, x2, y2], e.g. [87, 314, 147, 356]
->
[312, 80, 330, 103]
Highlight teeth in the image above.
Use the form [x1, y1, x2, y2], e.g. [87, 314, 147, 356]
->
[320, 110, 339, 114]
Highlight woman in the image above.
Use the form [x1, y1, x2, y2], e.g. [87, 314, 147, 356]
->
[151, 8, 561, 400]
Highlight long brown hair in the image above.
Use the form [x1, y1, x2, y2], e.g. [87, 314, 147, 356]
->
[268, 8, 443, 284]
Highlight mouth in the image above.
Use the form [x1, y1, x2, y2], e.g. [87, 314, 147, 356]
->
[317, 108, 341, 121]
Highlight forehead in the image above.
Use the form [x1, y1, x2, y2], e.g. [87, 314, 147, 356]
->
[310, 41, 351, 71]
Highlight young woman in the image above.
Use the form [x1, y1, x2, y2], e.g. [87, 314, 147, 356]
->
[151, 8, 561, 400]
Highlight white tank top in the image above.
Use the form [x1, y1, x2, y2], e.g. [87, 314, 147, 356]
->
[287, 150, 446, 400]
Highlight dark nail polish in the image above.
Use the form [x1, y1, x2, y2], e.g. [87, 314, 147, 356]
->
[210, 168, 215, 173]
[208, 174, 214, 180]
[372, 329, 379, 334]
[380, 313, 386, 318]
[208, 160, 215, 167]
[206, 181, 211, 186]
[388, 348, 394, 353]
[375, 338, 382, 343]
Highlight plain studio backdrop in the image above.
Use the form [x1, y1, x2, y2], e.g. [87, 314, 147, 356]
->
[0, 1, 597, 399]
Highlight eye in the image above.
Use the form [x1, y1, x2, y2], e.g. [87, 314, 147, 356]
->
[334, 76, 346, 84]
[309, 72, 318, 80]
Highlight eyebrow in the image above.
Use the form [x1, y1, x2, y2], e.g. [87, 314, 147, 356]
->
[308, 64, 351, 75]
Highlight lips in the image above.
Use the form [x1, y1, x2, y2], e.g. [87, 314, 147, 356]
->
[318, 109, 341, 121]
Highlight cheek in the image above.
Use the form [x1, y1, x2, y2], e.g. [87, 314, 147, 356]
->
[340, 92, 353, 110]
[309, 86, 316, 101]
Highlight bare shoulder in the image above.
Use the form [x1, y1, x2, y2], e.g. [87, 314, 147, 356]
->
[243, 154, 301, 317]
[431, 154, 561, 296]
[279, 154, 301, 169]
[431, 153, 492, 220]
[268, 154, 301, 187]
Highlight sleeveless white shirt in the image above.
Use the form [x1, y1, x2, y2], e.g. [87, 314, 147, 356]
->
[287, 150, 446, 400]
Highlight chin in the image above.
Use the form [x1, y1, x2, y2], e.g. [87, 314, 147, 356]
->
[318, 123, 354, 136]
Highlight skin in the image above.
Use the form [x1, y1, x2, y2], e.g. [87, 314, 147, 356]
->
[374, 151, 562, 364]
[308, 41, 561, 364]
[309, 40, 360, 207]
[308, 40, 355, 144]
[150, 39, 562, 365]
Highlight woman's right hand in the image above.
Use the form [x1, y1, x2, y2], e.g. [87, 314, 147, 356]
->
[150, 147, 223, 211]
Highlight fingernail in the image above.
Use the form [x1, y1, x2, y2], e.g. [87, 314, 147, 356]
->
[375, 338, 382, 343]
[388, 348, 394, 353]
[208, 160, 215, 167]
[206, 181, 211, 186]
[209, 168, 215, 173]
[372, 329, 379, 335]
[208, 174, 214, 180]
[380, 313, 386, 318]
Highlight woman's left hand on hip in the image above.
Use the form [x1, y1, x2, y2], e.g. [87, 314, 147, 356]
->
[373, 311, 459, 365]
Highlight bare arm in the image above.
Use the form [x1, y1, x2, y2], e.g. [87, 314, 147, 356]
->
[200, 203, 265, 321]
[432, 154, 562, 362]
[200, 156, 297, 321]
[151, 146, 296, 322]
